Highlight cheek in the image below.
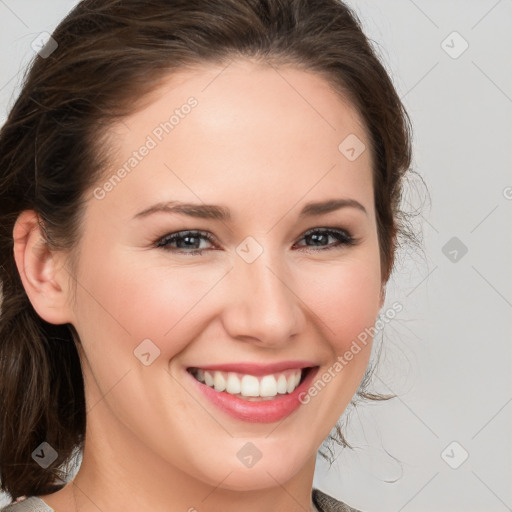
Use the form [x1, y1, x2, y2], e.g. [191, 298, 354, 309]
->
[298, 256, 382, 353]
[73, 251, 227, 362]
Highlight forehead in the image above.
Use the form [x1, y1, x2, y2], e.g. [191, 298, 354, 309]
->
[93, 59, 374, 222]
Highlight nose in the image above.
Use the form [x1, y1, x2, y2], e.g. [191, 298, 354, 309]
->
[221, 248, 306, 348]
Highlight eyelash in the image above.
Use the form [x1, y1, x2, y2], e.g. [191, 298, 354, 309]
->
[154, 228, 358, 255]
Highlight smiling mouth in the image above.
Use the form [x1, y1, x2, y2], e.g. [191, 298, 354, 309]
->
[186, 366, 314, 401]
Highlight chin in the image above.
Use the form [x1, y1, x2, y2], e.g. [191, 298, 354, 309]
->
[194, 450, 309, 492]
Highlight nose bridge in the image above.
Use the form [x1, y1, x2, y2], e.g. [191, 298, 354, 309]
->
[225, 242, 304, 344]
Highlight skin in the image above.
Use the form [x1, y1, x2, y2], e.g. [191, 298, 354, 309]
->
[13, 59, 386, 512]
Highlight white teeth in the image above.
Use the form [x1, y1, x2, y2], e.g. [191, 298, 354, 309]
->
[225, 373, 241, 394]
[260, 375, 278, 397]
[286, 374, 296, 393]
[241, 375, 260, 396]
[213, 372, 226, 392]
[191, 368, 304, 398]
[204, 371, 214, 387]
[276, 374, 288, 394]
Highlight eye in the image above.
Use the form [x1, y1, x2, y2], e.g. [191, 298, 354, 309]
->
[293, 227, 357, 251]
[154, 227, 357, 255]
[154, 230, 217, 255]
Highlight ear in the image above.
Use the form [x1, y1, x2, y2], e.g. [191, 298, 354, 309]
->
[12, 210, 74, 325]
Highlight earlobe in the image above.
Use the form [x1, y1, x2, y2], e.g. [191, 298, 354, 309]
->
[12, 210, 73, 325]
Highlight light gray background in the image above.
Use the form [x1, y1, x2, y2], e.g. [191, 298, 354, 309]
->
[1, 1, 511, 511]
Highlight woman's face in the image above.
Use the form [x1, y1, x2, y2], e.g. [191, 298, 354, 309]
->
[67, 59, 384, 491]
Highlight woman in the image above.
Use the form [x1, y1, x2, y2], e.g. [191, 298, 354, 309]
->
[0, 1, 419, 510]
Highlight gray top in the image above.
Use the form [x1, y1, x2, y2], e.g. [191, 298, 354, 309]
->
[1, 497, 50, 512]
[1, 488, 361, 512]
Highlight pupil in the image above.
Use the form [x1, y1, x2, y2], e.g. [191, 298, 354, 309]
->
[179, 235, 199, 249]
[308, 233, 327, 246]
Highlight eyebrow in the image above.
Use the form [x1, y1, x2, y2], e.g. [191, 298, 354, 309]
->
[133, 197, 367, 221]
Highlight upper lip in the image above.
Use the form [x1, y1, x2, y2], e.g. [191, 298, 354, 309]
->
[187, 361, 318, 376]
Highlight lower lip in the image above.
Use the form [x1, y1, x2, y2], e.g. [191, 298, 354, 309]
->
[184, 366, 320, 423]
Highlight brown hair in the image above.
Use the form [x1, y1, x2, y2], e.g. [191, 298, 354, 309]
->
[0, 0, 423, 500]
